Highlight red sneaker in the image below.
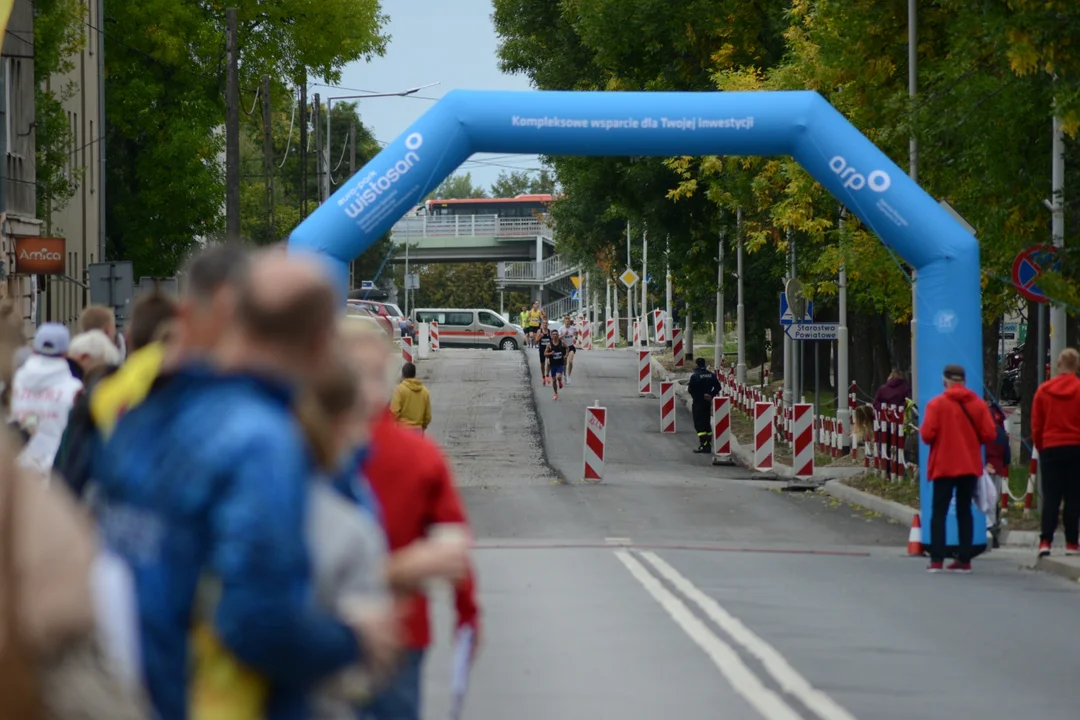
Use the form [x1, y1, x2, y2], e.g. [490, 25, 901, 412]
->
[946, 561, 972, 573]
[1066, 543, 1080, 556]
[553, 393, 559, 400]
[1038, 540, 1052, 557]
[926, 561, 943, 573]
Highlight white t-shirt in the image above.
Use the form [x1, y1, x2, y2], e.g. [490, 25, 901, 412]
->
[561, 324, 578, 346]
[9, 354, 83, 475]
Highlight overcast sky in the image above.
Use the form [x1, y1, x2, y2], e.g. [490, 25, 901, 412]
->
[319, 0, 542, 190]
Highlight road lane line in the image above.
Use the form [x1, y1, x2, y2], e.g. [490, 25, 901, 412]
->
[639, 551, 858, 720]
[613, 550, 803, 720]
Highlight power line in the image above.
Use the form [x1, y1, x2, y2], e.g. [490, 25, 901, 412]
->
[311, 82, 440, 101]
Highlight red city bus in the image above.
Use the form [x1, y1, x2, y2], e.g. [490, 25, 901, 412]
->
[424, 194, 553, 218]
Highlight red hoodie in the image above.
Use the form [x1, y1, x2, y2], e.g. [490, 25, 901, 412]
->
[1031, 372, 1080, 451]
[920, 385, 996, 480]
[363, 409, 479, 650]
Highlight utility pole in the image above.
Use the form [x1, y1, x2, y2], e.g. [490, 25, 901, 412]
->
[837, 209, 850, 452]
[299, 77, 308, 217]
[313, 94, 323, 203]
[641, 226, 648, 343]
[349, 123, 357, 176]
[224, 8, 240, 241]
[626, 220, 632, 343]
[736, 208, 746, 385]
[1050, 114, 1066, 369]
[908, 0, 919, 403]
[714, 225, 723, 369]
[665, 235, 673, 349]
[261, 75, 274, 241]
[324, 99, 333, 202]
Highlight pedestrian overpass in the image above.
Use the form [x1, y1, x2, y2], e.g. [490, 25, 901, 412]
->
[390, 213, 581, 311]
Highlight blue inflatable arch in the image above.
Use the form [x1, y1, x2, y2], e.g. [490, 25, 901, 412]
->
[289, 90, 984, 549]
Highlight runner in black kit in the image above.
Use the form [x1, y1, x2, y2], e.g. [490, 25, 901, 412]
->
[561, 315, 578, 385]
[546, 329, 566, 400]
[536, 321, 553, 385]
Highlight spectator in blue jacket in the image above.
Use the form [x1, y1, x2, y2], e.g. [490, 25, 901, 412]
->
[92, 251, 393, 720]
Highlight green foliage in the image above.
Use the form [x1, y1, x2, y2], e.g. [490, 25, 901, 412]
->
[490, 169, 556, 198]
[33, 0, 85, 222]
[428, 172, 488, 200]
[102, 0, 388, 275]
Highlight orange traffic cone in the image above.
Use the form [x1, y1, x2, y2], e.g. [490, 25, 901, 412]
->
[907, 513, 923, 556]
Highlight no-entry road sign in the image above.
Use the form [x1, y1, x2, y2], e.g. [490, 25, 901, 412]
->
[1011, 246, 1059, 304]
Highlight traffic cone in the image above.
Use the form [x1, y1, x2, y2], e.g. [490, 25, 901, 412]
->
[907, 513, 923, 556]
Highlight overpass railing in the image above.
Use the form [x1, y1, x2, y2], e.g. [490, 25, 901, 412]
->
[391, 214, 553, 240]
[500, 254, 577, 284]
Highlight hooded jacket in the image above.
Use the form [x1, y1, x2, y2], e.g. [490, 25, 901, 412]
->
[920, 384, 997, 480]
[9, 354, 83, 474]
[391, 378, 432, 430]
[363, 409, 479, 650]
[874, 376, 911, 410]
[92, 364, 360, 720]
[1031, 371, 1080, 451]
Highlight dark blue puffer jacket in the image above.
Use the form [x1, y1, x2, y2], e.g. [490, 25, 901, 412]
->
[92, 364, 359, 720]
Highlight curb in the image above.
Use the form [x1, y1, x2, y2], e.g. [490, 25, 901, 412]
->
[1034, 556, 1080, 582]
[821, 479, 917, 525]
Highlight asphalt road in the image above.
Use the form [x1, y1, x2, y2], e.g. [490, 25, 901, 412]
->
[418, 348, 1080, 720]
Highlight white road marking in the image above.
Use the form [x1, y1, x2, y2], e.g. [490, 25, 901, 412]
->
[605, 537, 633, 545]
[613, 550, 803, 720]
[639, 551, 858, 720]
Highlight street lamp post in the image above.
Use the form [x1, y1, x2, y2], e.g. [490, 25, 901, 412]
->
[324, 82, 441, 199]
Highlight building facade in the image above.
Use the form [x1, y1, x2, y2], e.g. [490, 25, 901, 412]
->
[1, 0, 40, 337]
[41, 0, 104, 328]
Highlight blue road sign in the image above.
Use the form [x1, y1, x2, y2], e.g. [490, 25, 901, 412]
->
[779, 292, 813, 325]
[571, 289, 580, 301]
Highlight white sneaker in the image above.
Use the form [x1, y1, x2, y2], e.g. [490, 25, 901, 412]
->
[566, 375, 572, 385]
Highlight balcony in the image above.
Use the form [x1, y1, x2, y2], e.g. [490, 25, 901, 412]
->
[498, 254, 578, 286]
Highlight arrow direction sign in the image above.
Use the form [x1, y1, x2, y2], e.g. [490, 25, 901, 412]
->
[786, 323, 839, 341]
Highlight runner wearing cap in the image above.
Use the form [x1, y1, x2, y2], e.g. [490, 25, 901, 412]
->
[9, 323, 83, 474]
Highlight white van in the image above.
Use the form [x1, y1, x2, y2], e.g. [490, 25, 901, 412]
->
[411, 308, 526, 350]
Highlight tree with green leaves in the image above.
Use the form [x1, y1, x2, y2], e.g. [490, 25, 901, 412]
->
[490, 169, 556, 198]
[34, 0, 85, 225]
[102, 0, 388, 276]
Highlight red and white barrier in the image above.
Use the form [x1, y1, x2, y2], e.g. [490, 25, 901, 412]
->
[672, 327, 685, 368]
[1024, 449, 1038, 519]
[754, 402, 774, 471]
[660, 381, 675, 433]
[583, 406, 607, 481]
[793, 403, 814, 479]
[605, 319, 616, 349]
[581, 319, 593, 350]
[402, 336, 414, 364]
[712, 396, 732, 461]
[638, 350, 652, 396]
[633, 320, 640, 347]
[654, 309, 666, 344]
[429, 321, 439, 352]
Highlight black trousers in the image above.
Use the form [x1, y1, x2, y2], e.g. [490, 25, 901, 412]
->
[1039, 445, 1080, 545]
[692, 399, 711, 446]
[930, 476, 976, 563]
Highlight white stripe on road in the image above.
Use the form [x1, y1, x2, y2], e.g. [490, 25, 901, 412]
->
[613, 550, 803, 720]
[639, 551, 858, 720]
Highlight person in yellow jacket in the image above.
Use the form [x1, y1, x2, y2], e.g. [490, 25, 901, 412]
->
[390, 362, 432, 431]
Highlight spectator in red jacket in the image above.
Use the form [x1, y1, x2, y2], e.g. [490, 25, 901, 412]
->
[1030, 348, 1080, 558]
[920, 364, 996, 573]
[341, 316, 480, 720]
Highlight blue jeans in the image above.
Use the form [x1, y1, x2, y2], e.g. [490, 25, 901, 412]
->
[363, 650, 425, 720]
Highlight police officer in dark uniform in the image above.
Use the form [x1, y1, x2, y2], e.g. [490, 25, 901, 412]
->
[687, 357, 722, 453]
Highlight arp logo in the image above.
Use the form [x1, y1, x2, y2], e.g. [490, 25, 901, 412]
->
[829, 156, 891, 193]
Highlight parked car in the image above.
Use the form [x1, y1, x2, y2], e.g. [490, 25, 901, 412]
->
[351, 299, 414, 339]
[411, 308, 525, 350]
[346, 302, 398, 341]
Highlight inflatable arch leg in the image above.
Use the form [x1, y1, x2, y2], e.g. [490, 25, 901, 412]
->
[289, 90, 985, 553]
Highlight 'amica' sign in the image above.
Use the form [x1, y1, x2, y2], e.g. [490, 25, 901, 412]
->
[13, 236, 66, 275]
